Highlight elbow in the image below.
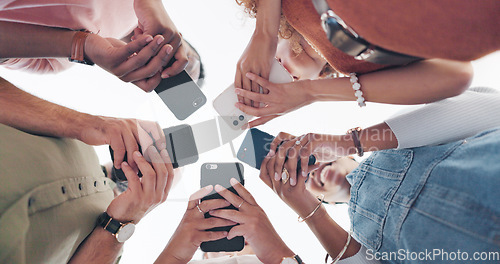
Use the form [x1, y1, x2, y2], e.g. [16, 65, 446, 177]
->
[445, 61, 474, 97]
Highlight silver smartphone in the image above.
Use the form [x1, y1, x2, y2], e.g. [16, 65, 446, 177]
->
[155, 70, 206, 120]
[213, 59, 293, 130]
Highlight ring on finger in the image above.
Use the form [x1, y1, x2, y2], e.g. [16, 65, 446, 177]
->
[237, 200, 245, 208]
[196, 200, 204, 214]
[282, 168, 290, 184]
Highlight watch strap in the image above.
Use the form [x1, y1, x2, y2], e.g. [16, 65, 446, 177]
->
[97, 212, 122, 235]
[69, 30, 94, 65]
[294, 255, 303, 264]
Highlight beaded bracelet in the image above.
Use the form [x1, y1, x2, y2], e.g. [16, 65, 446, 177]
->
[349, 73, 366, 107]
[298, 194, 325, 222]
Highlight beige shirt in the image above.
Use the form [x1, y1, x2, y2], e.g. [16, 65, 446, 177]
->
[0, 124, 114, 264]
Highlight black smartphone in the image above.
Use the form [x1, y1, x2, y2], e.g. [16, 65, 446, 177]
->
[154, 70, 206, 120]
[163, 124, 199, 168]
[237, 128, 316, 170]
[109, 124, 198, 181]
[200, 162, 245, 252]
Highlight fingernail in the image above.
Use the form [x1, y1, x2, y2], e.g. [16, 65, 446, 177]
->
[161, 73, 169, 78]
[204, 185, 213, 190]
[230, 178, 238, 186]
[235, 89, 241, 95]
[245, 72, 252, 78]
[134, 151, 142, 157]
[165, 45, 173, 54]
[274, 172, 280, 181]
[157, 35, 164, 45]
[214, 184, 223, 192]
[160, 142, 167, 150]
[223, 231, 228, 236]
[145, 36, 153, 42]
[209, 210, 215, 214]
[281, 171, 287, 181]
[290, 177, 296, 186]
[234, 103, 240, 108]
[122, 162, 128, 167]
[302, 171, 307, 177]
[267, 150, 275, 157]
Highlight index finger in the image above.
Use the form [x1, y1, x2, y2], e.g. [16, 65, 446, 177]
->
[161, 44, 188, 78]
[188, 185, 214, 209]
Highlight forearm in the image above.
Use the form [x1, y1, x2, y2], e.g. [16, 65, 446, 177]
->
[309, 59, 472, 105]
[154, 248, 187, 264]
[0, 77, 96, 139]
[293, 194, 360, 260]
[254, 0, 281, 37]
[0, 21, 76, 59]
[68, 227, 123, 264]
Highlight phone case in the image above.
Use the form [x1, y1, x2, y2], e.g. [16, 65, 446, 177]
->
[155, 70, 206, 120]
[162, 124, 199, 168]
[200, 162, 245, 252]
[237, 128, 316, 170]
[213, 59, 293, 130]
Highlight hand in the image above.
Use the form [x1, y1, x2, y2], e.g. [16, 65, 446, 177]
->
[307, 158, 358, 204]
[259, 154, 322, 221]
[261, 132, 351, 187]
[235, 32, 278, 107]
[235, 73, 314, 127]
[77, 116, 166, 170]
[156, 186, 235, 264]
[105, 146, 174, 223]
[85, 33, 173, 92]
[209, 179, 294, 264]
[133, 0, 188, 78]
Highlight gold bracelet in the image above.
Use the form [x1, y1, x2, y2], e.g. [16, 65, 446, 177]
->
[298, 194, 325, 222]
[330, 229, 352, 264]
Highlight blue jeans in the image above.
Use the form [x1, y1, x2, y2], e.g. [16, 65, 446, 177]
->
[346, 128, 500, 263]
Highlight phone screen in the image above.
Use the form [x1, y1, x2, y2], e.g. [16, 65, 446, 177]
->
[200, 162, 244, 252]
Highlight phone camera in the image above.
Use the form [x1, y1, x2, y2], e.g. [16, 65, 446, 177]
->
[233, 120, 239, 126]
[205, 164, 218, 170]
[193, 97, 204, 107]
[239, 115, 245, 121]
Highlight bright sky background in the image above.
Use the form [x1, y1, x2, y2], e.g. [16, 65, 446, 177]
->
[0, 0, 498, 263]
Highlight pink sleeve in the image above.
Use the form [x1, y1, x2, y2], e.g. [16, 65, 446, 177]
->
[1, 58, 73, 73]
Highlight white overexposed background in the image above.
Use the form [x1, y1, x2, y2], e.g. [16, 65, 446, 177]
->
[0, 0, 499, 263]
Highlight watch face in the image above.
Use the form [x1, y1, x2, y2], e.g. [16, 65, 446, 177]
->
[116, 223, 136, 243]
[281, 257, 298, 264]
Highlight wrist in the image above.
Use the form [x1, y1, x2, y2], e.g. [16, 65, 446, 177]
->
[291, 191, 321, 219]
[72, 114, 104, 142]
[300, 79, 317, 105]
[310, 78, 355, 102]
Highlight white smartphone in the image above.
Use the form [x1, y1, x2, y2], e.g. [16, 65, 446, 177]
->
[213, 59, 293, 130]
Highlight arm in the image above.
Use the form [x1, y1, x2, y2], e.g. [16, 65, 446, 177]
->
[259, 155, 379, 263]
[132, 0, 188, 78]
[0, 77, 167, 170]
[235, 59, 473, 127]
[385, 87, 500, 148]
[209, 180, 296, 264]
[235, 0, 281, 106]
[154, 186, 235, 264]
[0, 21, 172, 91]
[70, 146, 174, 263]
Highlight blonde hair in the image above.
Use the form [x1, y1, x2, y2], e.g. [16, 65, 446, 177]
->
[235, 0, 337, 78]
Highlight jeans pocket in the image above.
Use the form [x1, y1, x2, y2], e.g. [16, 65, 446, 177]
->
[349, 149, 413, 250]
